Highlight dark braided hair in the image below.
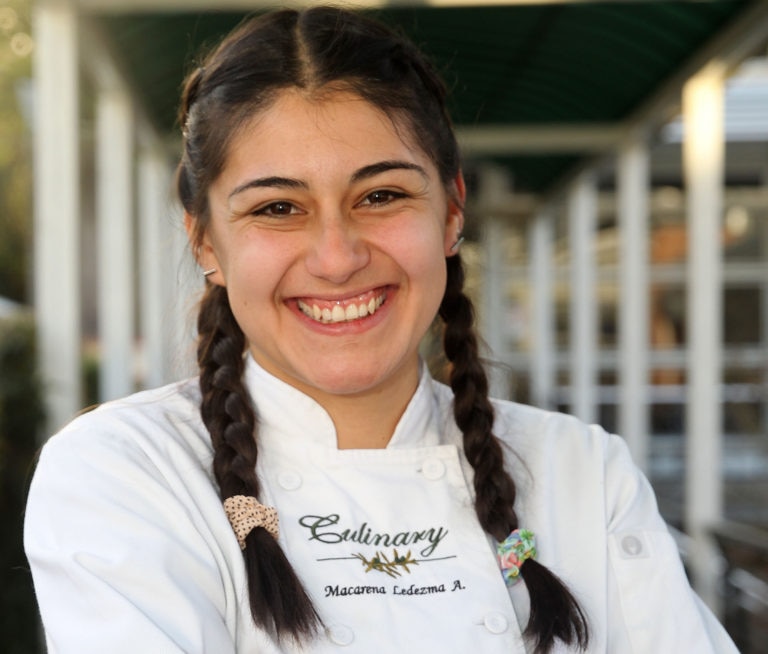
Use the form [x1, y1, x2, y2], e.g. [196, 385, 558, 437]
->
[440, 256, 589, 653]
[178, 6, 588, 651]
[196, 285, 319, 640]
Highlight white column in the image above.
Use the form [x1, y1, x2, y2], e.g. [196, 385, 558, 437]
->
[568, 171, 598, 423]
[479, 166, 511, 399]
[617, 137, 651, 471]
[32, 0, 81, 436]
[683, 62, 726, 613]
[138, 141, 172, 388]
[96, 86, 135, 401]
[482, 215, 507, 399]
[529, 206, 555, 410]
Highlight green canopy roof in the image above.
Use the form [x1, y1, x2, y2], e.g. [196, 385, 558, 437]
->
[98, 0, 759, 192]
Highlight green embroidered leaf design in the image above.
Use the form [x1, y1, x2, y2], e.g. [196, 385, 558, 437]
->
[353, 549, 420, 577]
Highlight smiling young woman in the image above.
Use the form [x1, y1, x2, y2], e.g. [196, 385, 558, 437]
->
[25, 6, 738, 654]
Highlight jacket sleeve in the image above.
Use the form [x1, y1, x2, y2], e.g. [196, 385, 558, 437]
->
[601, 430, 738, 653]
[24, 416, 238, 654]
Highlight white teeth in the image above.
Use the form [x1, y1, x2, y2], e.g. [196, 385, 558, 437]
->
[297, 294, 385, 324]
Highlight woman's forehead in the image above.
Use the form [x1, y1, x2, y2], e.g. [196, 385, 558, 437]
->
[221, 88, 432, 181]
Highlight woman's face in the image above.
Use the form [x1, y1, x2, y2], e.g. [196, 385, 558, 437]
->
[192, 89, 463, 406]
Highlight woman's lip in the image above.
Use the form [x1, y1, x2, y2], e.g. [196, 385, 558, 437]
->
[293, 286, 390, 306]
[294, 287, 389, 325]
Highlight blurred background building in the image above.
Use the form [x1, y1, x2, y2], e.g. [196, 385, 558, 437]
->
[2, 0, 768, 651]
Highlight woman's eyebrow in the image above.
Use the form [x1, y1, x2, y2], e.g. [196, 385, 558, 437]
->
[228, 176, 308, 200]
[228, 161, 427, 200]
[351, 160, 428, 183]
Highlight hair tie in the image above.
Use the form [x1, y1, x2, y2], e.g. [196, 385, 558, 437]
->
[223, 495, 279, 549]
[497, 528, 537, 586]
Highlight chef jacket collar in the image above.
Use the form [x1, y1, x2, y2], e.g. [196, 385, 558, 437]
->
[243, 355, 442, 450]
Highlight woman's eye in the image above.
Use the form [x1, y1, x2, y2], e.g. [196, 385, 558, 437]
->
[363, 190, 406, 206]
[255, 201, 296, 216]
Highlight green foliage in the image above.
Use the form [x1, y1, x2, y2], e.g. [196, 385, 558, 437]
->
[0, 0, 33, 303]
[0, 313, 45, 653]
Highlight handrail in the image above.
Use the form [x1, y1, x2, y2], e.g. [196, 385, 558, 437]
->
[711, 521, 768, 552]
[709, 520, 768, 653]
[728, 568, 768, 610]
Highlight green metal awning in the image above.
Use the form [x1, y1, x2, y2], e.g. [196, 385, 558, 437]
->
[97, 0, 762, 193]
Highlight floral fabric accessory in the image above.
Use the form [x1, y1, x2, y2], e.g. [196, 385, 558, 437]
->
[223, 495, 279, 549]
[497, 528, 537, 586]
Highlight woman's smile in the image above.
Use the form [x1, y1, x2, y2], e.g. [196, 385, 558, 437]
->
[295, 287, 388, 325]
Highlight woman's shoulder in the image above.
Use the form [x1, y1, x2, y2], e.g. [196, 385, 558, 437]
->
[431, 379, 627, 487]
[491, 397, 628, 474]
[38, 377, 211, 473]
[491, 397, 609, 445]
[487, 397, 651, 514]
[431, 377, 612, 453]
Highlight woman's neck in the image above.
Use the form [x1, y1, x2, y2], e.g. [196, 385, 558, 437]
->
[311, 370, 420, 450]
[249, 353, 422, 449]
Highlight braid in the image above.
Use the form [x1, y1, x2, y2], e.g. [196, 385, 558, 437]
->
[439, 255, 589, 654]
[197, 284, 320, 642]
[439, 259, 516, 540]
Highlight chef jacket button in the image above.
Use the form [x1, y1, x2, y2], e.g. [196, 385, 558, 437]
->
[277, 470, 302, 491]
[422, 458, 446, 480]
[483, 612, 509, 635]
[327, 624, 355, 646]
[621, 534, 645, 557]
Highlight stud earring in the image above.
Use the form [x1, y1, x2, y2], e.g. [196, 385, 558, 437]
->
[449, 236, 465, 253]
[203, 268, 217, 278]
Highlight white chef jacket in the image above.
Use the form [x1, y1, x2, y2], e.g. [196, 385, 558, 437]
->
[25, 357, 737, 653]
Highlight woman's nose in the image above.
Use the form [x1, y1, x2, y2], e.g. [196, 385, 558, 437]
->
[304, 217, 370, 284]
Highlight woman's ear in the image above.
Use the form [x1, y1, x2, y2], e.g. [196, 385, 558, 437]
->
[184, 211, 223, 284]
[444, 171, 466, 256]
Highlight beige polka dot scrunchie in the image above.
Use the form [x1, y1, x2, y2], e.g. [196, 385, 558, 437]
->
[223, 495, 279, 549]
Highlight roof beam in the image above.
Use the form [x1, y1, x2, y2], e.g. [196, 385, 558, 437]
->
[73, 0, 708, 12]
[456, 123, 625, 155]
[542, 0, 768, 200]
[456, 2, 768, 160]
[627, 0, 768, 132]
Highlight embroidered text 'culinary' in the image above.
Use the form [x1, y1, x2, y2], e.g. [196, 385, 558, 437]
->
[299, 513, 449, 557]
